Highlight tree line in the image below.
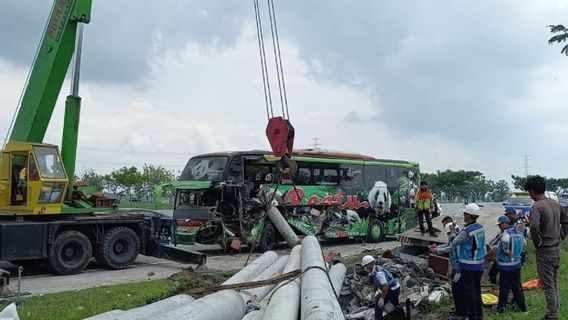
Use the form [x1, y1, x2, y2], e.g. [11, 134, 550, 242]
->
[421, 170, 510, 203]
[78, 164, 176, 202]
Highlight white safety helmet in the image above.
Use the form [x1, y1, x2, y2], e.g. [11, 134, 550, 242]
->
[463, 203, 481, 216]
[361, 255, 375, 267]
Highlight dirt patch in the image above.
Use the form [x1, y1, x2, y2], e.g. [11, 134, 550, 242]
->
[169, 267, 238, 298]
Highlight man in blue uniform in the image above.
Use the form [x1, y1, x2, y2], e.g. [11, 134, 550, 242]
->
[452, 203, 486, 320]
[362, 255, 404, 320]
[492, 215, 527, 314]
[430, 216, 463, 318]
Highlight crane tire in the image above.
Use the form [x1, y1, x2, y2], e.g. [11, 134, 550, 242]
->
[48, 231, 92, 275]
[95, 227, 140, 270]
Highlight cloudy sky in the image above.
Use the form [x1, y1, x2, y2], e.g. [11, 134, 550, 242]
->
[0, 0, 567, 182]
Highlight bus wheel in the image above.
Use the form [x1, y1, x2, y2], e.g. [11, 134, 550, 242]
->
[95, 227, 140, 270]
[258, 222, 275, 252]
[48, 231, 92, 275]
[366, 219, 385, 243]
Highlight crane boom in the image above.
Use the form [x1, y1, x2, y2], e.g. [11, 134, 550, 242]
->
[9, 0, 91, 144]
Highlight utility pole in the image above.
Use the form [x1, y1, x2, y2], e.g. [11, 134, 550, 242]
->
[311, 138, 322, 150]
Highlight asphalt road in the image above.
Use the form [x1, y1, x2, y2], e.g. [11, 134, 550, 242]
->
[1, 202, 505, 296]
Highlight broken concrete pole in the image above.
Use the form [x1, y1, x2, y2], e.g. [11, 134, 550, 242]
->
[329, 263, 347, 298]
[241, 255, 289, 302]
[300, 236, 344, 320]
[243, 310, 265, 320]
[224, 251, 279, 285]
[263, 245, 302, 320]
[266, 206, 300, 247]
[151, 290, 245, 320]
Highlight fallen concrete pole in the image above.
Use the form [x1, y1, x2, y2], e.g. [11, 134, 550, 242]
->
[224, 251, 279, 285]
[151, 290, 245, 320]
[241, 255, 289, 302]
[84, 309, 125, 320]
[300, 236, 344, 320]
[243, 309, 265, 320]
[266, 206, 300, 247]
[329, 263, 347, 298]
[263, 245, 302, 320]
[83, 294, 196, 320]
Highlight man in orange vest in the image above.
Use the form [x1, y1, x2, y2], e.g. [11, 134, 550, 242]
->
[415, 181, 437, 237]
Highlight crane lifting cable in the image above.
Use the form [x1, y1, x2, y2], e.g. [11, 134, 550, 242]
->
[253, 0, 295, 173]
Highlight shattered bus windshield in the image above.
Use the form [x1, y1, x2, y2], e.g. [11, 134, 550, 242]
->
[180, 156, 228, 181]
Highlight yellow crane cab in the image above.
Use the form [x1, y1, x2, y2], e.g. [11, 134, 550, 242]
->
[0, 141, 68, 214]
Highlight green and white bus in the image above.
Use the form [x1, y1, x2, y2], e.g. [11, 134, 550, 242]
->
[164, 149, 420, 251]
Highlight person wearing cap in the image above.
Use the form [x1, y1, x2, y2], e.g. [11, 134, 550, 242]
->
[451, 203, 486, 320]
[361, 255, 404, 320]
[430, 216, 464, 318]
[504, 208, 528, 266]
[414, 181, 437, 237]
[491, 215, 527, 314]
[504, 208, 526, 236]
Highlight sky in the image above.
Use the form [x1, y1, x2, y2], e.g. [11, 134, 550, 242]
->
[0, 0, 567, 182]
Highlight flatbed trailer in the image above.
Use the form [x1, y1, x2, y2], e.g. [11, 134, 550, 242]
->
[0, 210, 206, 276]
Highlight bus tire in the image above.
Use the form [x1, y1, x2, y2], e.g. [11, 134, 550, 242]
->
[95, 227, 140, 270]
[258, 222, 275, 252]
[366, 219, 385, 243]
[48, 231, 92, 275]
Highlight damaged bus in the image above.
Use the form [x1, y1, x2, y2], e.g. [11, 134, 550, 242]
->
[159, 149, 420, 251]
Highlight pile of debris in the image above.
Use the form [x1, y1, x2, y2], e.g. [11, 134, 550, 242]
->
[84, 235, 346, 320]
[339, 249, 451, 319]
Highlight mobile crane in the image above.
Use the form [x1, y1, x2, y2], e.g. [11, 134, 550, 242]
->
[0, 0, 204, 277]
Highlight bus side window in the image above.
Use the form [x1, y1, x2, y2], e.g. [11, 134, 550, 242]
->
[322, 168, 339, 185]
[296, 166, 312, 185]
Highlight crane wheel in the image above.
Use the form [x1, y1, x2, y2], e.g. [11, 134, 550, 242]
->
[95, 227, 140, 269]
[48, 231, 92, 275]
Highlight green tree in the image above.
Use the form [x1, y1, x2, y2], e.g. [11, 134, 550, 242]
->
[111, 166, 144, 202]
[141, 164, 175, 202]
[511, 175, 527, 190]
[548, 24, 568, 56]
[491, 180, 510, 202]
[80, 169, 106, 191]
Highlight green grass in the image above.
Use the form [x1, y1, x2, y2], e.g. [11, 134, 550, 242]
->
[118, 202, 174, 210]
[12, 279, 181, 320]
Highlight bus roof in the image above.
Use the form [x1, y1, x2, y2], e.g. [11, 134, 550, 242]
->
[192, 149, 418, 166]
